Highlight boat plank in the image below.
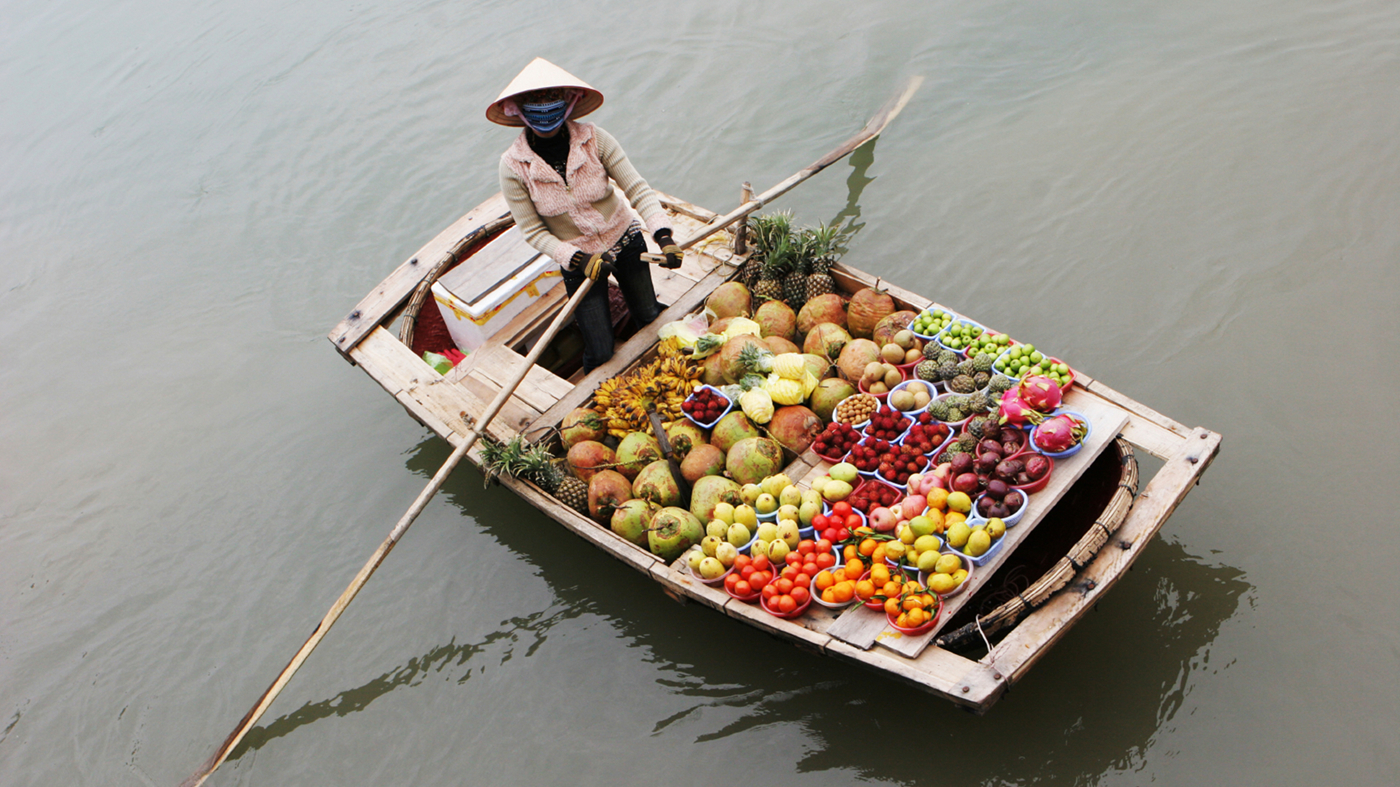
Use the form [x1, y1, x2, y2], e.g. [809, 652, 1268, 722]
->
[526, 263, 735, 434]
[824, 639, 1005, 711]
[1083, 378, 1192, 438]
[330, 195, 511, 356]
[653, 558, 733, 613]
[466, 344, 573, 415]
[1116, 410, 1187, 460]
[722, 597, 833, 654]
[497, 474, 665, 575]
[452, 371, 540, 438]
[351, 326, 501, 438]
[986, 427, 1221, 684]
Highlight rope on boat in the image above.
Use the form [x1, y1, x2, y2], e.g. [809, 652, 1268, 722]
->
[935, 437, 1139, 653]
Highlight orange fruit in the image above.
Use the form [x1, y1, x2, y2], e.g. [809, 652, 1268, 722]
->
[871, 565, 890, 585]
[822, 587, 837, 603]
[843, 558, 865, 579]
[815, 571, 835, 592]
[902, 595, 921, 611]
[843, 544, 858, 562]
[925, 488, 949, 511]
[855, 579, 876, 600]
[832, 582, 855, 603]
[906, 608, 926, 626]
[884, 597, 901, 616]
[871, 544, 888, 564]
[858, 538, 878, 557]
[895, 612, 911, 628]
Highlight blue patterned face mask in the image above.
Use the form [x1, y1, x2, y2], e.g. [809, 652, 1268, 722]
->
[520, 99, 569, 133]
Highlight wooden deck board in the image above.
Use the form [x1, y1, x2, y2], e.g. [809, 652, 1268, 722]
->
[825, 388, 1130, 657]
[986, 427, 1221, 684]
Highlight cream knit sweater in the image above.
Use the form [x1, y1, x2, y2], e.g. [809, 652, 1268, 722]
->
[499, 121, 672, 266]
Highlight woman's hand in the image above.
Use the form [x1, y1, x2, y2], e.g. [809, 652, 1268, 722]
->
[654, 229, 683, 269]
[584, 252, 617, 282]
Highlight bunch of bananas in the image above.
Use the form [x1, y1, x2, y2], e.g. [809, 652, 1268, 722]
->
[593, 355, 701, 438]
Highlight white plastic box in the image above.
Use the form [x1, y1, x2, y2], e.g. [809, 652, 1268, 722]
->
[431, 227, 563, 354]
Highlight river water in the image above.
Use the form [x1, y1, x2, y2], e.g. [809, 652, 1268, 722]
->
[2, 1, 1397, 784]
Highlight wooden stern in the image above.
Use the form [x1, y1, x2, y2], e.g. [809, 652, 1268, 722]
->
[330, 196, 1221, 712]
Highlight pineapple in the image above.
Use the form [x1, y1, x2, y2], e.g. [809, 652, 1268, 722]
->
[518, 441, 589, 516]
[753, 236, 791, 304]
[782, 255, 808, 311]
[799, 221, 850, 302]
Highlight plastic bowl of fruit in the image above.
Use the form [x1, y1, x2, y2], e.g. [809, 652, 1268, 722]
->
[811, 421, 861, 463]
[723, 564, 770, 602]
[875, 447, 930, 489]
[919, 552, 974, 599]
[688, 560, 733, 587]
[899, 417, 954, 457]
[682, 385, 733, 429]
[928, 392, 976, 430]
[857, 369, 907, 403]
[1005, 450, 1054, 494]
[945, 529, 1007, 568]
[886, 594, 942, 635]
[969, 487, 1029, 527]
[909, 307, 957, 341]
[935, 320, 985, 354]
[1030, 409, 1092, 459]
[832, 393, 879, 429]
[812, 566, 859, 609]
[887, 379, 936, 414]
[759, 589, 813, 619]
[961, 332, 1016, 361]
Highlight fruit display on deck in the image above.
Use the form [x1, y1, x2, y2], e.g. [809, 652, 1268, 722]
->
[469, 212, 1102, 625]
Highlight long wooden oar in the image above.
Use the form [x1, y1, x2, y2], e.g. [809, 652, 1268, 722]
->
[642, 75, 923, 263]
[180, 278, 596, 787]
[183, 75, 922, 787]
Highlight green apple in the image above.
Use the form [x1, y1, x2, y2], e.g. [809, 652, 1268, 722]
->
[726, 522, 752, 548]
[829, 462, 859, 484]
[741, 483, 762, 506]
[712, 502, 736, 525]
[734, 504, 758, 527]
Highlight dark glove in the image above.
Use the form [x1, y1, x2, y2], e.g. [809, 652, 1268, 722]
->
[653, 229, 683, 269]
[584, 252, 617, 282]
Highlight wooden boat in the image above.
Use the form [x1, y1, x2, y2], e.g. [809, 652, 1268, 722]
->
[326, 192, 1221, 712]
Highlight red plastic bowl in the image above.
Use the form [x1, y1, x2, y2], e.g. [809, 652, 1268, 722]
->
[724, 581, 763, 603]
[1007, 449, 1054, 494]
[886, 598, 942, 635]
[759, 592, 813, 619]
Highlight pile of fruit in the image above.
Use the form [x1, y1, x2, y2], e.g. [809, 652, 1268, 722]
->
[514, 216, 1093, 608]
[886, 582, 941, 632]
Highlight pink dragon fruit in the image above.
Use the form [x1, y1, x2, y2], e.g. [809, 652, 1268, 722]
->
[1033, 413, 1088, 453]
[1017, 375, 1062, 413]
[998, 388, 1036, 427]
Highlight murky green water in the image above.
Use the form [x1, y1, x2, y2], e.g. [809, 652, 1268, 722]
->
[3, 1, 1397, 784]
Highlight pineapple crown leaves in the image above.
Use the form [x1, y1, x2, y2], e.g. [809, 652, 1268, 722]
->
[798, 221, 853, 263]
[746, 210, 796, 257]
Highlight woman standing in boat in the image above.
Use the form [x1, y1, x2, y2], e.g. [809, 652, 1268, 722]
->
[488, 57, 682, 372]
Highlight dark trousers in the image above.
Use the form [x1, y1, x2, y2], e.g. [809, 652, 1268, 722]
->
[560, 230, 663, 372]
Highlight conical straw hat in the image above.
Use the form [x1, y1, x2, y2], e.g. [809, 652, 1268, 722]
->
[486, 57, 604, 126]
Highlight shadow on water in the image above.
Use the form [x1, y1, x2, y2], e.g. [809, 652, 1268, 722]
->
[231, 434, 1251, 783]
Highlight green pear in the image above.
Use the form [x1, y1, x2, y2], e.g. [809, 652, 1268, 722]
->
[935, 554, 962, 575]
[777, 503, 800, 523]
[763, 473, 793, 498]
[768, 538, 791, 562]
[701, 535, 723, 557]
[821, 479, 853, 502]
[799, 499, 822, 526]
[909, 515, 935, 538]
[715, 541, 739, 567]
[687, 548, 706, 571]
[755, 493, 778, 515]
[750, 539, 771, 560]
[779, 485, 803, 509]
[699, 556, 726, 579]
[946, 522, 972, 549]
[726, 522, 752, 549]
[741, 484, 762, 505]
[965, 529, 991, 557]
[734, 504, 758, 527]
[706, 519, 728, 539]
[756, 522, 780, 542]
[985, 517, 1006, 540]
[712, 502, 736, 525]
[776, 519, 801, 548]
[829, 462, 859, 484]
[916, 550, 940, 573]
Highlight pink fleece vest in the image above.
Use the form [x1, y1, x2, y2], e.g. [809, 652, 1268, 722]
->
[501, 122, 631, 254]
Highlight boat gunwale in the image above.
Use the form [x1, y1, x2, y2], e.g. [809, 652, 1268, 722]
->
[329, 197, 1222, 711]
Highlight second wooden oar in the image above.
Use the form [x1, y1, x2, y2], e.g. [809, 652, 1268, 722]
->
[179, 277, 597, 787]
[642, 75, 923, 263]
